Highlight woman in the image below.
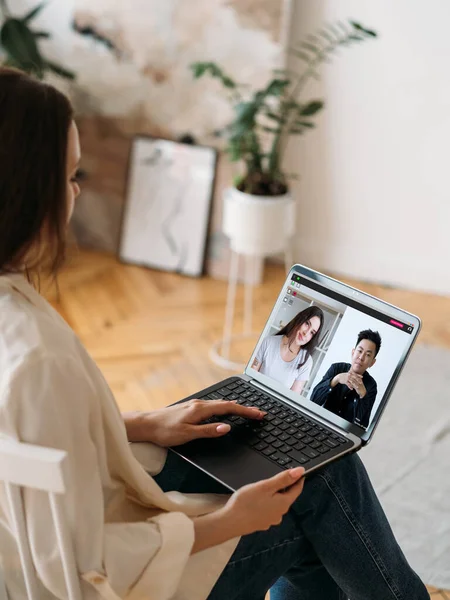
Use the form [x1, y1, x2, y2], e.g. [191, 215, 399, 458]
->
[0, 68, 429, 600]
[252, 306, 324, 394]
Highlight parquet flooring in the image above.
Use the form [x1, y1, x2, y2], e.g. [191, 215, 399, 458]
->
[42, 248, 450, 599]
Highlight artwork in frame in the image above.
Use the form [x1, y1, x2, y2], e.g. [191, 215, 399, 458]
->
[119, 137, 217, 277]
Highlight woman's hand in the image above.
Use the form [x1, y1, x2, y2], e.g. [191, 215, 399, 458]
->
[123, 399, 266, 447]
[290, 379, 306, 394]
[224, 466, 306, 534]
[191, 467, 306, 553]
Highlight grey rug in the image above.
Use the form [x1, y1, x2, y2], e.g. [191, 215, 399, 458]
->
[360, 344, 450, 589]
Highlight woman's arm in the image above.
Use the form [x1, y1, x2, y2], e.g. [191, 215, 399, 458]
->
[251, 336, 269, 372]
[192, 467, 306, 553]
[123, 410, 148, 442]
[291, 354, 314, 394]
[122, 400, 266, 446]
[290, 379, 306, 394]
[191, 508, 237, 553]
[251, 357, 261, 371]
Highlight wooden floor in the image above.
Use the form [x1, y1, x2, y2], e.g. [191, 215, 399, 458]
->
[44, 248, 450, 599]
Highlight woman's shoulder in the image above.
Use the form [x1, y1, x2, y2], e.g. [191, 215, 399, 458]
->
[263, 334, 282, 350]
[0, 276, 81, 377]
[0, 284, 44, 374]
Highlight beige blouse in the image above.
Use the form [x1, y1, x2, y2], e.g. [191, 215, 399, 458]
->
[0, 274, 239, 600]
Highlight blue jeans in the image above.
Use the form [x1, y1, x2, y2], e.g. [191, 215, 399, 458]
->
[154, 451, 429, 600]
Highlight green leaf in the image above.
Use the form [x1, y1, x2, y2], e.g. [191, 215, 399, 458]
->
[23, 2, 46, 23]
[290, 128, 306, 134]
[289, 47, 312, 62]
[337, 20, 350, 36]
[301, 41, 319, 54]
[272, 67, 297, 77]
[45, 59, 75, 79]
[190, 61, 236, 88]
[229, 124, 254, 141]
[190, 62, 206, 78]
[263, 78, 289, 97]
[300, 100, 324, 116]
[282, 100, 303, 111]
[0, 18, 45, 76]
[226, 139, 243, 162]
[348, 34, 364, 42]
[221, 76, 235, 89]
[191, 61, 221, 79]
[295, 121, 315, 128]
[234, 101, 258, 124]
[264, 111, 284, 123]
[351, 21, 377, 37]
[233, 174, 244, 187]
[329, 23, 344, 41]
[318, 28, 335, 44]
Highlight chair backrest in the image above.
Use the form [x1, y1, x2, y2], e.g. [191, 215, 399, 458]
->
[0, 439, 82, 600]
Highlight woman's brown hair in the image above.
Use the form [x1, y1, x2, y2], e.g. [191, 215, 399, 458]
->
[0, 67, 74, 284]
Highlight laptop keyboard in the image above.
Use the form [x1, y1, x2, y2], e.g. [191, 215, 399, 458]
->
[200, 378, 353, 470]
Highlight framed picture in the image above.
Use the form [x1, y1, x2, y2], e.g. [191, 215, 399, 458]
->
[118, 136, 217, 277]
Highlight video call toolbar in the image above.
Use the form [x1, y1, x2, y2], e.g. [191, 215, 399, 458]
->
[290, 276, 414, 335]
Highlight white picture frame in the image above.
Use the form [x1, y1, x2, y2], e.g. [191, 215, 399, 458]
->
[119, 136, 217, 277]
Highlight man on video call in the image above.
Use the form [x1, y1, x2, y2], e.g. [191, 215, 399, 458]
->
[310, 329, 382, 429]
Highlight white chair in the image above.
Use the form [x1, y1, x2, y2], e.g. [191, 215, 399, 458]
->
[0, 439, 82, 600]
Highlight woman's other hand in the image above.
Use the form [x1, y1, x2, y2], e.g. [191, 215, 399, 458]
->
[191, 467, 306, 553]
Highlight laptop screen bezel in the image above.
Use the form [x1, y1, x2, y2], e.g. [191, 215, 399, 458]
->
[244, 264, 421, 444]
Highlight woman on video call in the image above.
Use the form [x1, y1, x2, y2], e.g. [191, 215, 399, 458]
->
[252, 306, 324, 394]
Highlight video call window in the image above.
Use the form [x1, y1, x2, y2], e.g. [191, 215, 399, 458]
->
[251, 277, 414, 430]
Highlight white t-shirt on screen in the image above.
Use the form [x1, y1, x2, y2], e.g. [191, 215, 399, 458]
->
[255, 334, 313, 389]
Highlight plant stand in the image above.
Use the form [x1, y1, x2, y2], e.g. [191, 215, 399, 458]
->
[209, 247, 294, 371]
[209, 188, 295, 371]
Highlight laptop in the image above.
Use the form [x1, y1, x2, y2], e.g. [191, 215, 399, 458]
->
[169, 263, 421, 491]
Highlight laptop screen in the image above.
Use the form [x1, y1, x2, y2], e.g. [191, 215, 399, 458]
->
[246, 265, 421, 441]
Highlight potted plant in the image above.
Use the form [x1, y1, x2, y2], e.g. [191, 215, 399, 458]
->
[0, 0, 75, 79]
[190, 20, 377, 256]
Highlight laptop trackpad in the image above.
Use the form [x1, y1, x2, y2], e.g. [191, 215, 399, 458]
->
[172, 435, 282, 491]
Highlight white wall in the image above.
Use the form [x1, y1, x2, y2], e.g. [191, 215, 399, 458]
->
[286, 0, 450, 296]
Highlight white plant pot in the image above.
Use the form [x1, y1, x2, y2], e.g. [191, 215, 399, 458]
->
[223, 187, 295, 256]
